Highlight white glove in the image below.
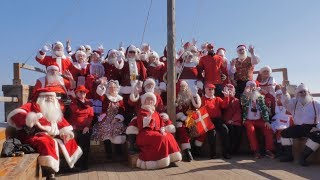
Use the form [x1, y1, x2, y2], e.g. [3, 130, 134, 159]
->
[196, 81, 203, 90]
[41, 44, 51, 53]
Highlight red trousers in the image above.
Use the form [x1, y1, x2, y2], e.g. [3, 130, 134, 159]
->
[244, 119, 274, 152]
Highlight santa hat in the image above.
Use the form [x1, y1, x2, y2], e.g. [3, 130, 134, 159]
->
[201, 42, 208, 50]
[275, 89, 282, 95]
[141, 92, 157, 105]
[237, 44, 246, 51]
[259, 65, 272, 74]
[207, 43, 214, 50]
[148, 51, 159, 59]
[46, 64, 59, 71]
[75, 50, 87, 57]
[32, 87, 57, 102]
[84, 45, 91, 51]
[246, 80, 257, 87]
[75, 85, 89, 93]
[188, 45, 198, 52]
[225, 84, 236, 93]
[77, 45, 85, 51]
[205, 83, 216, 89]
[183, 42, 191, 50]
[106, 49, 118, 58]
[125, 45, 138, 56]
[295, 83, 309, 94]
[141, 43, 150, 50]
[92, 50, 102, 57]
[216, 48, 226, 53]
[53, 41, 63, 49]
[176, 80, 188, 94]
[143, 78, 156, 87]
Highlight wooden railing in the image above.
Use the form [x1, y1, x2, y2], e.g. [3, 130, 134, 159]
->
[13, 63, 46, 85]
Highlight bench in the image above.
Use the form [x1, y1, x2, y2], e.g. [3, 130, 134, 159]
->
[0, 123, 41, 180]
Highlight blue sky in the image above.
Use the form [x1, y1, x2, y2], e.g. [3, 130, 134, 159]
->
[1, 0, 320, 119]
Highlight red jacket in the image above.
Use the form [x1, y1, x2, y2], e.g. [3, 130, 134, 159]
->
[201, 96, 229, 119]
[222, 97, 242, 126]
[68, 98, 94, 130]
[198, 55, 224, 84]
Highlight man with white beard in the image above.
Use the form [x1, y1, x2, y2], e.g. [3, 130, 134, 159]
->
[230, 44, 260, 98]
[7, 88, 82, 179]
[103, 49, 124, 80]
[36, 41, 74, 74]
[129, 78, 165, 113]
[279, 83, 320, 166]
[241, 81, 275, 159]
[32, 64, 76, 102]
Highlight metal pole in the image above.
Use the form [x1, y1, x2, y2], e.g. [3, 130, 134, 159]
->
[167, 0, 176, 124]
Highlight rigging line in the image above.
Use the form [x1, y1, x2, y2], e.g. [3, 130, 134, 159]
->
[22, 0, 81, 65]
[140, 0, 153, 47]
[192, 0, 202, 41]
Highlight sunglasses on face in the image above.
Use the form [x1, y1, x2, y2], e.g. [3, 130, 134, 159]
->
[128, 51, 136, 54]
[298, 91, 307, 94]
[208, 88, 214, 91]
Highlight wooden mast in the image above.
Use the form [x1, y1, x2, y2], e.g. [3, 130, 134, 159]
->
[167, 0, 176, 124]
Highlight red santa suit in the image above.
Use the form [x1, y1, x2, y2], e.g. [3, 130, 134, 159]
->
[6, 89, 82, 173]
[125, 93, 182, 169]
[103, 49, 124, 81]
[36, 51, 73, 74]
[32, 75, 71, 96]
[198, 54, 224, 85]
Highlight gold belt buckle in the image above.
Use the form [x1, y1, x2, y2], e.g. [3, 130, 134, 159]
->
[130, 74, 136, 81]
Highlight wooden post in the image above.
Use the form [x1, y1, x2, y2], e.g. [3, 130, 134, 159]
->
[167, 0, 176, 124]
[13, 63, 22, 85]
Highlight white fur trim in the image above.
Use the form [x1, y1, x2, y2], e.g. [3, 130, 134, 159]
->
[159, 82, 167, 91]
[37, 139, 59, 172]
[136, 151, 181, 170]
[194, 140, 203, 147]
[37, 51, 46, 59]
[39, 92, 56, 96]
[98, 113, 106, 122]
[165, 124, 176, 133]
[143, 78, 156, 87]
[196, 80, 204, 90]
[106, 94, 123, 102]
[176, 112, 187, 121]
[306, 139, 320, 151]
[26, 112, 41, 128]
[96, 84, 106, 96]
[114, 59, 124, 69]
[120, 86, 133, 95]
[176, 122, 183, 128]
[295, 83, 309, 94]
[129, 92, 140, 102]
[126, 126, 139, 135]
[160, 113, 169, 121]
[259, 65, 272, 74]
[191, 94, 201, 109]
[56, 138, 83, 168]
[110, 135, 126, 144]
[59, 126, 74, 139]
[7, 108, 27, 130]
[181, 143, 191, 150]
[114, 114, 124, 122]
[281, 137, 293, 146]
[141, 92, 157, 105]
[143, 116, 152, 128]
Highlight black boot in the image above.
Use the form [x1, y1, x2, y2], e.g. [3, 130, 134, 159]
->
[42, 166, 56, 180]
[192, 146, 202, 157]
[128, 134, 138, 155]
[182, 149, 193, 162]
[207, 130, 217, 159]
[279, 145, 294, 162]
[275, 143, 283, 158]
[104, 140, 113, 160]
[299, 146, 314, 166]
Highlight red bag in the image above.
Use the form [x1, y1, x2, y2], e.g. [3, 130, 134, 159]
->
[186, 107, 215, 137]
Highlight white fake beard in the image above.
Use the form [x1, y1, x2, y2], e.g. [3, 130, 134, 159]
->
[127, 57, 136, 62]
[237, 51, 247, 60]
[144, 87, 154, 93]
[37, 97, 63, 123]
[191, 56, 199, 63]
[250, 90, 261, 101]
[54, 50, 64, 57]
[108, 57, 117, 64]
[177, 89, 192, 107]
[141, 104, 155, 113]
[298, 95, 313, 105]
[47, 74, 60, 85]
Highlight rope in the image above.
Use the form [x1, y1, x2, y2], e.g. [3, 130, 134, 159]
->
[140, 0, 153, 47]
[22, 0, 80, 65]
[192, 0, 202, 40]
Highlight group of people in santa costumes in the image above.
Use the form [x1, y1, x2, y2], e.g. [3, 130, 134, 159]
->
[6, 38, 320, 179]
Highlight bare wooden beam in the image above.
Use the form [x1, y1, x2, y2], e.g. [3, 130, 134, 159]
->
[167, 0, 176, 124]
[253, 67, 289, 86]
[20, 63, 46, 74]
[0, 96, 19, 103]
[13, 63, 22, 85]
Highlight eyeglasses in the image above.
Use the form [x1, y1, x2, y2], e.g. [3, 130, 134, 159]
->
[208, 88, 214, 91]
[128, 51, 136, 54]
[237, 48, 245, 51]
[298, 91, 307, 94]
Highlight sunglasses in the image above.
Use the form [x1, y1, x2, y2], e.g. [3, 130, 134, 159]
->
[298, 90, 307, 94]
[128, 51, 136, 54]
[208, 88, 214, 91]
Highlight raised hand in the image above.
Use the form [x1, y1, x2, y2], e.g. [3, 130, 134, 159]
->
[248, 45, 255, 54]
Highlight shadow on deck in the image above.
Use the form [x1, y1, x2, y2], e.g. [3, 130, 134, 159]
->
[55, 156, 319, 180]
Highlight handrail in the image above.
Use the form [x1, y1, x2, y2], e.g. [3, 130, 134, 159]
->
[13, 63, 46, 85]
[0, 96, 19, 103]
[253, 67, 289, 86]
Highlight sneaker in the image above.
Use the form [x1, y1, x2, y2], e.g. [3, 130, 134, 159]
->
[254, 151, 262, 159]
[265, 150, 275, 159]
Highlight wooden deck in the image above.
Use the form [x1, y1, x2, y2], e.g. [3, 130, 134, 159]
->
[53, 156, 319, 180]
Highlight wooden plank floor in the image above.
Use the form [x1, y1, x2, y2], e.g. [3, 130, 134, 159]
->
[53, 155, 319, 180]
